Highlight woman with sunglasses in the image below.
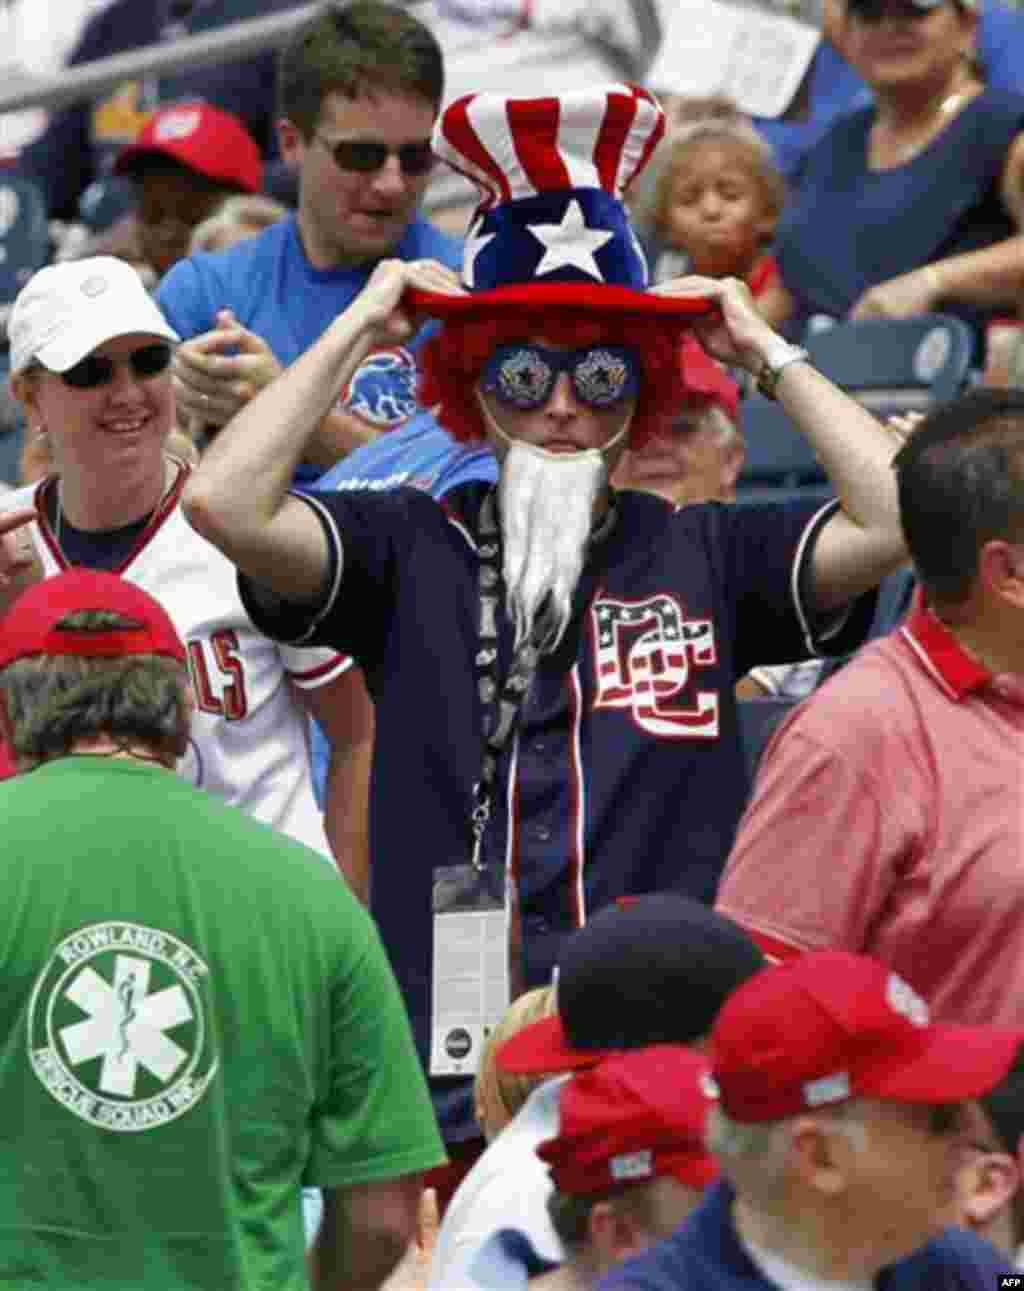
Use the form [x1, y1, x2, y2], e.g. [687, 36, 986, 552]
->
[773, 0, 1024, 357]
[0, 256, 359, 874]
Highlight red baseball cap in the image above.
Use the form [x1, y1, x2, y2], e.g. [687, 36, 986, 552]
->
[115, 103, 262, 194]
[678, 335, 740, 425]
[537, 1045, 719, 1196]
[711, 951, 1024, 1123]
[0, 570, 186, 669]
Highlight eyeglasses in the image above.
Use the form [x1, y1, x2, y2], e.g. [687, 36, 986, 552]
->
[315, 134, 435, 176]
[846, 0, 940, 21]
[480, 344, 642, 413]
[59, 343, 174, 390]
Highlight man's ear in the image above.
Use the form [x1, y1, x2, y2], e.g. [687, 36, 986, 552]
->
[0, 691, 18, 765]
[276, 118, 306, 170]
[959, 1151, 1019, 1230]
[977, 540, 1024, 611]
[789, 1116, 850, 1198]
[588, 1196, 653, 1269]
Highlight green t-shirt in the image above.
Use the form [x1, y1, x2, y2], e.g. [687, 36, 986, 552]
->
[0, 757, 444, 1289]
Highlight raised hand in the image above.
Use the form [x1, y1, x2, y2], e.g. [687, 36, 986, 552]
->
[652, 274, 779, 373]
[172, 309, 284, 429]
[352, 258, 467, 348]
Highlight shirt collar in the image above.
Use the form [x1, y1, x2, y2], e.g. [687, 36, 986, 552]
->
[900, 587, 992, 700]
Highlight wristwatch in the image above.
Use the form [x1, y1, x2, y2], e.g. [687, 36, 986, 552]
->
[755, 341, 810, 401]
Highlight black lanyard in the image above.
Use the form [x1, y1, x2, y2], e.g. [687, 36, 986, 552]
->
[469, 488, 617, 871]
[470, 491, 542, 871]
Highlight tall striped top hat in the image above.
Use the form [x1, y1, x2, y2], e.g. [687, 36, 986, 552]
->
[409, 85, 712, 319]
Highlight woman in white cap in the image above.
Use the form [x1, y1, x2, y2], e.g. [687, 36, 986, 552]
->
[0, 256, 362, 876]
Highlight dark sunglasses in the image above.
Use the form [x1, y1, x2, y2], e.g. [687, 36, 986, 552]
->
[480, 344, 642, 413]
[847, 0, 941, 21]
[59, 343, 173, 390]
[315, 134, 434, 176]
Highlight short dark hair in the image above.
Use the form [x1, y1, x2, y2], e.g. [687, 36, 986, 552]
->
[277, 1, 444, 138]
[547, 1183, 658, 1255]
[0, 610, 191, 767]
[893, 387, 1024, 605]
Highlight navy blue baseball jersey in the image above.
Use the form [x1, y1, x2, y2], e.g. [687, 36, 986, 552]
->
[240, 483, 876, 1140]
[597, 1181, 1015, 1290]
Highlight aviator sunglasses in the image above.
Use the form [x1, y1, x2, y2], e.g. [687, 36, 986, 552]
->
[315, 134, 435, 176]
[58, 343, 174, 390]
[480, 343, 642, 413]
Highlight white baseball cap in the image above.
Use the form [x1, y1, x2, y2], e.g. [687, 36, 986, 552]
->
[8, 256, 179, 375]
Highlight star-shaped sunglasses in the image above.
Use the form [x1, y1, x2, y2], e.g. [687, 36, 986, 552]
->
[480, 343, 641, 412]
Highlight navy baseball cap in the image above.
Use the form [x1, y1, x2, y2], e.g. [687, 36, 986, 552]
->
[981, 1044, 1024, 1155]
[498, 895, 765, 1075]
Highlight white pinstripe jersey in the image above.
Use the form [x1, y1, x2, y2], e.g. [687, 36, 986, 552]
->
[3, 464, 348, 859]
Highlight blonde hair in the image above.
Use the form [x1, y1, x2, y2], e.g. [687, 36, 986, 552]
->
[649, 96, 786, 242]
[474, 985, 558, 1139]
[188, 194, 288, 255]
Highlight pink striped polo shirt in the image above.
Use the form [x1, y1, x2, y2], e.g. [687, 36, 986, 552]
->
[717, 591, 1024, 1024]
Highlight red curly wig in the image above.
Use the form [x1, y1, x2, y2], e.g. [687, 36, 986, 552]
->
[417, 310, 695, 452]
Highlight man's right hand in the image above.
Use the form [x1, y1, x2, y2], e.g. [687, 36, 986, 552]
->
[349, 259, 466, 349]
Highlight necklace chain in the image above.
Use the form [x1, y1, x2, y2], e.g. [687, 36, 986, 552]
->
[878, 85, 974, 164]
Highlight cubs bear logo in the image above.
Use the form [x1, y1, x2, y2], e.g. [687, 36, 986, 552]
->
[342, 346, 419, 428]
[591, 594, 719, 738]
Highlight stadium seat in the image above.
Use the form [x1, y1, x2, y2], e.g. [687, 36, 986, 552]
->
[736, 392, 833, 506]
[803, 315, 973, 416]
[0, 175, 48, 343]
[738, 695, 797, 784]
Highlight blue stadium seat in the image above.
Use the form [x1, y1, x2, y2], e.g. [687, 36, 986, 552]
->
[738, 696, 798, 784]
[0, 175, 48, 343]
[736, 393, 833, 506]
[803, 315, 973, 415]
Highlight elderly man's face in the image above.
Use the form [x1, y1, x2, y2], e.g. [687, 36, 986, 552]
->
[842, 1100, 970, 1264]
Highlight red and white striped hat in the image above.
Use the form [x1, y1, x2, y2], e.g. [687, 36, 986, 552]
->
[409, 85, 712, 319]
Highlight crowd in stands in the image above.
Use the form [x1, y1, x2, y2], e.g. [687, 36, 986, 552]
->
[0, 0, 1022, 1287]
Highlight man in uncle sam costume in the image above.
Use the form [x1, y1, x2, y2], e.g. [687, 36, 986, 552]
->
[183, 84, 910, 1155]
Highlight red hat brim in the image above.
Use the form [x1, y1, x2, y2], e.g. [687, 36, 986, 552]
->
[497, 1014, 622, 1076]
[406, 282, 719, 320]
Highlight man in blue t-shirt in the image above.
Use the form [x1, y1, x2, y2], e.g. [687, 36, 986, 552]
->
[157, 1, 461, 486]
[598, 952, 1022, 1291]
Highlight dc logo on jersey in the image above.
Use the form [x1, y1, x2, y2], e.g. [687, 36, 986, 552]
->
[27, 922, 218, 1132]
[342, 346, 419, 428]
[591, 594, 719, 738]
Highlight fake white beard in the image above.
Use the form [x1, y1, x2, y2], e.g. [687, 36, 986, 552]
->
[498, 437, 606, 652]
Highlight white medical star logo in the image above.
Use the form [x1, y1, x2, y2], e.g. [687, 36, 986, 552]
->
[59, 954, 193, 1097]
[527, 199, 613, 280]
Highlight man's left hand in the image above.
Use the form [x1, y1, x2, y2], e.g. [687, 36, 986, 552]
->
[173, 309, 283, 428]
[653, 274, 781, 373]
[850, 267, 938, 321]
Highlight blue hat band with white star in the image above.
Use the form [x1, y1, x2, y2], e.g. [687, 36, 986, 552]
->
[464, 190, 649, 294]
